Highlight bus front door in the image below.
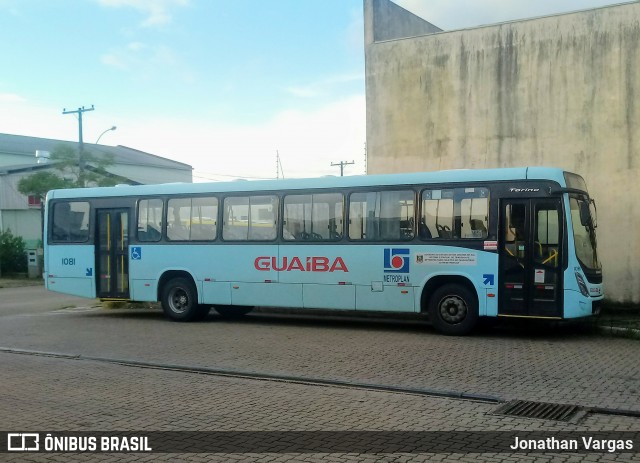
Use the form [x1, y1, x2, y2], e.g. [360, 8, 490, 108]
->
[96, 209, 130, 299]
[498, 198, 563, 318]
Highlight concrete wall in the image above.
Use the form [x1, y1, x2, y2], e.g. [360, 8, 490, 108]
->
[365, 0, 640, 303]
[365, 0, 442, 44]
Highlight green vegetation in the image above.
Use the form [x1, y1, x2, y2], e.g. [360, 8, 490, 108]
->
[596, 305, 640, 338]
[0, 277, 42, 288]
[17, 144, 126, 202]
[0, 230, 27, 276]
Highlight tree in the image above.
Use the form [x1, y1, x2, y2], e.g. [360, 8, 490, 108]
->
[17, 144, 125, 201]
[17, 144, 129, 244]
[16, 170, 71, 200]
[47, 144, 119, 188]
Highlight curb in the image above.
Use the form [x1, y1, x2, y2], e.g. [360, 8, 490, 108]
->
[597, 325, 640, 338]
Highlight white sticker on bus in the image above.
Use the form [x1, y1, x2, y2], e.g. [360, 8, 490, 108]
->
[483, 240, 498, 251]
[415, 253, 477, 266]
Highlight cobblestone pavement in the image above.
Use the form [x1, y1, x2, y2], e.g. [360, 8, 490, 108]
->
[1, 287, 639, 461]
[1, 353, 638, 462]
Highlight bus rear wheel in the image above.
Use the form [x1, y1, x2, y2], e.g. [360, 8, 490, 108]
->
[428, 284, 478, 335]
[161, 277, 204, 322]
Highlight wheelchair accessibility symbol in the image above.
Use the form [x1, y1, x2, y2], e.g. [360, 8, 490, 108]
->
[131, 247, 142, 260]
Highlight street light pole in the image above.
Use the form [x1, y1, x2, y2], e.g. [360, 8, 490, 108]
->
[96, 126, 117, 144]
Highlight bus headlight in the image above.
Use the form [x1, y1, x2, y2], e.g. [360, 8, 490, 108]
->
[575, 272, 589, 297]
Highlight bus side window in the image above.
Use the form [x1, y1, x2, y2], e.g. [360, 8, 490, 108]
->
[504, 203, 526, 259]
[421, 190, 453, 239]
[535, 204, 560, 267]
[52, 202, 71, 241]
[189, 196, 218, 241]
[348, 190, 414, 241]
[167, 198, 190, 241]
[283, 193, 343, 241]
[138, 198, 163, 242]
[461, 194, 489, 239]
[421, 188, 488, 240]
[223, 195, 277, 241]
[51, 201, 90, 242]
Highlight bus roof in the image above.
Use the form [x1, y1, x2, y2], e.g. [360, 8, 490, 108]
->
[46, 166, 572, 199]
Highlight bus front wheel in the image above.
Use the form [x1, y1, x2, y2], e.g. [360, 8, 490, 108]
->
[428, 284, 478, 335]
[161, 277, 204, 322]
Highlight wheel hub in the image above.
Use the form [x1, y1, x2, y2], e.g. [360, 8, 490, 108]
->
[439, 295, 467, 324]
[170, 289, 189, 313]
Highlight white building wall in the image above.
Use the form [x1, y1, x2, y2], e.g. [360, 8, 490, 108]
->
[0, 209, 41, 247]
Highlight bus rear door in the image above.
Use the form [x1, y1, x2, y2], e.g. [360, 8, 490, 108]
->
[96, 209, 130, 299]
[498, 198, 563, 318]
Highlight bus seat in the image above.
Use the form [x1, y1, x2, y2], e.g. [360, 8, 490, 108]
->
[190, 224, 215, 240]
[419, 220, 432, 239]
[470, 219, 487, 238]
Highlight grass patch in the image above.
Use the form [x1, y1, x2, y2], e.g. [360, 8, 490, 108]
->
[101, 301, 159, 310]
[0, 277, 44, 289]
[593, 304, 640, 339]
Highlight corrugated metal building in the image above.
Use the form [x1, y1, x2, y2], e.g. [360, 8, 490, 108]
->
[0, 133, 192, 248]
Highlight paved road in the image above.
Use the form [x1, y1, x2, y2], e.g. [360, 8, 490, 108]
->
[1, 286, 639, 462]
[0, 285, 96, 316]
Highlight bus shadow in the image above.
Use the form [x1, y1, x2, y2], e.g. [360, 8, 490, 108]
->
[216, 309, 598, 341]
[88, 306, 599, 340]
[478, 317, 599, 340]
[220, 310, 434, 335]
[234, 310, 600, 341]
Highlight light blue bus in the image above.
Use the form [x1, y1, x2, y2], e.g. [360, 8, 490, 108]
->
[43, 167, 602, 335]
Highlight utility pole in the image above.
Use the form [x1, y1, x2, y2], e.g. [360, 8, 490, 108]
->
[63, 105, 94, 184]
[363, 143, 367, 174]
[331, 160, 355, 177]
[276, 151, 285, 179]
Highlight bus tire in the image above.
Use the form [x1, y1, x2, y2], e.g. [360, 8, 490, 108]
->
[161, 277, 200, 322]
[428, 284, 478, 335]
[214, 305, 254, 319]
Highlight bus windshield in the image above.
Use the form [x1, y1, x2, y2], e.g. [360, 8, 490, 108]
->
[569, 196, 600, 271]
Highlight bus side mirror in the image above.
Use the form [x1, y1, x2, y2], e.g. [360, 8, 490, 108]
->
[579, 201, 592, 227]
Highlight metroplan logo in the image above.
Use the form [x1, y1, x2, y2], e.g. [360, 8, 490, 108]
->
[383, 248, 410, 273]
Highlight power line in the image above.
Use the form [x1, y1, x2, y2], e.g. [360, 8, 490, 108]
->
[193, 171, 276, 181]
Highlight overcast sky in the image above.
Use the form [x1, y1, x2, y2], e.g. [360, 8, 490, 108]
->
[0, 0, 622, 181]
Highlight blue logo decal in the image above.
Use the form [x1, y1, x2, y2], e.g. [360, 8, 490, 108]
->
[384, 248, 410, 273]
[483, 274, 495, 285]
[86, 268, 93, 277]
[131, 247, 142, 260]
